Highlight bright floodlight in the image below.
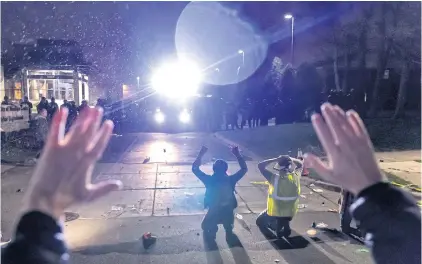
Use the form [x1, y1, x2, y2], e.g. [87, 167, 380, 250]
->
[154, 111, 165, 123]
[151, 59, 202, 99]
[238, 49, 244, 54]
[179, 109, 190, 123]
[284, 14, 293, 19]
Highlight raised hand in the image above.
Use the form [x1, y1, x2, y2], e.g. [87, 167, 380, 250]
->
[198, 146, 208, 157]
[22, 107, 122, 220]
[304, 103, 386, 195]
[231, 146, 241, 157]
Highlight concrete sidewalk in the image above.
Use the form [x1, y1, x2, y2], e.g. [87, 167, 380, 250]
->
[216, 132, 421, 197]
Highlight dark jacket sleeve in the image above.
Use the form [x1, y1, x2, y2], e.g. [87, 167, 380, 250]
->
[192, 160, 211, 185]
[350, 182, 421, 264]
[230, 155, 248, 183]
[1, 211, 69, 264]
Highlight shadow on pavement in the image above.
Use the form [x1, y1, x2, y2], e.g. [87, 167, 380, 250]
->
[203, 236, 223, 264]
[226, 233, 253, 264]
[74, 232, 204, 256]
[257, 225, 347, 264]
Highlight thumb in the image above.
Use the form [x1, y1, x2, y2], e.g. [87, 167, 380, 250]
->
[304, 153, 332, 181]
[86, 180, 122, 202]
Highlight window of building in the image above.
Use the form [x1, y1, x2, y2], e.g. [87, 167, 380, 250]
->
[28, 78, 74, 102]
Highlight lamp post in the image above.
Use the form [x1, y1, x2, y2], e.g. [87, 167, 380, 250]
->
[284, 14, 295, 66]
[238, 49, 245, 66]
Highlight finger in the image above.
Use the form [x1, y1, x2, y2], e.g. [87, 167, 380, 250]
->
[87, 120, 114, 160]
[304, 153, 332, 181]
[84, 108, 103, 147]
[347, 110, 369, 139]
[47, 108, 68, 147]
[65, 108, 93, 143]
[331, 105, 355, 142]
[311, 111, 337, 158]
[86, 180, 122, 202]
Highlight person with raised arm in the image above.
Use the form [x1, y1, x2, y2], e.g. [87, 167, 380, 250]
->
[192, 145, 248, 240]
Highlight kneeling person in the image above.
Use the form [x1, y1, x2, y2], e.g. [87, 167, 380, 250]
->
[192, 146, 248, 239]
[256, 155, 302, 238]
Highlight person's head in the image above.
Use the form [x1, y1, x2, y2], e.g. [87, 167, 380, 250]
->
[41, 97, 46, 102]
[51, 97, 55, 103]
[63, 99, 68, 104]
[212, 159, 228, 175]
[38, 108, 47, 118]
[273, 155, 294, 173]
[4, 96, 8, 101]
[24, 96, 28, 102]
[82, 100, 88, 106]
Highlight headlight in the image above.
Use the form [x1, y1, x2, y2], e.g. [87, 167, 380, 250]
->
[154, 112, 165, 123]
[179, 110, 190, 123]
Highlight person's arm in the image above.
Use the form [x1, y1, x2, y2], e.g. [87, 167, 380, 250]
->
[230, 146, 248, 183]
[1, 211, 68, 264]
[290, 157, 303, 170]
[258, 158, 278, 181]
[192, 146, 210, 184]
[350, 182, 421, 264]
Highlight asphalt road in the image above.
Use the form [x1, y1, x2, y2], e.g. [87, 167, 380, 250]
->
[1, 132, 373, 263]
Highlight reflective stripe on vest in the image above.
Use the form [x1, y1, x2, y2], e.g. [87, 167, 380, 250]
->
[270, 175, 299, 201]
[267, 172, 300, 217]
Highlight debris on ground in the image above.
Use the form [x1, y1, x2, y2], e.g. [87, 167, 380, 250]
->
[379, 159, 384, 162]
[310, 183, 315, 187]
[235, 213, 251, 232]
[328, 209, 338, 213]
[143, 157, 150, 164]
[16, 189, 22, 193]
[197, 233, 200, 236]
[142, 232, 157, 249]
[274, 259, 280, 263]
[298, 204, 307, 209]
[313, 188, 324, 193]
[300, 194, 306, 198]
[184, 192, 194, 197]
[356, 248, 369, 253]
[306, 229, 317, 236]
[316, 222, 328, 228]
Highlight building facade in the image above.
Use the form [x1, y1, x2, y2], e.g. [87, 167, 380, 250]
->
[1, 39, 92, 106]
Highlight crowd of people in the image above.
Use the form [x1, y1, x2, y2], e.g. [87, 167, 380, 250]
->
[0, 103, 420, 264]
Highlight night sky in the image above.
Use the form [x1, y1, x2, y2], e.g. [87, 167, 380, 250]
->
[1, 1, 344, 92]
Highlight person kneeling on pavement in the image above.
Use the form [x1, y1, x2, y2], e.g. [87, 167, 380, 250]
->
[256, 155, 303, 238]
[192, 145, 248, 240]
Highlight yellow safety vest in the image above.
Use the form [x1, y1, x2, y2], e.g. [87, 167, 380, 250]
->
[267, 171, 301, 217]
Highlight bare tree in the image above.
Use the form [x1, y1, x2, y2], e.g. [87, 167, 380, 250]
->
[368, 3, 401, 117]
[391, 2, 421, 119]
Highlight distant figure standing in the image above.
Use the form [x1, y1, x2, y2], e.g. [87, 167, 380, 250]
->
[1, 96, 10, 105]
[48, 97, 59, 122]
[34, 108, 49, 158]
[20, 96, 33, 120]
[37, 97, 49, 113]
[60, 100, 69, 110]
[78, 100, 89, 114]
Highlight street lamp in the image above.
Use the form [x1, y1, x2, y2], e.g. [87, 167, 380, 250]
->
[284, 13, 295, 66]
[136, 76, 140, 89]
[238, 49, 245, 66]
